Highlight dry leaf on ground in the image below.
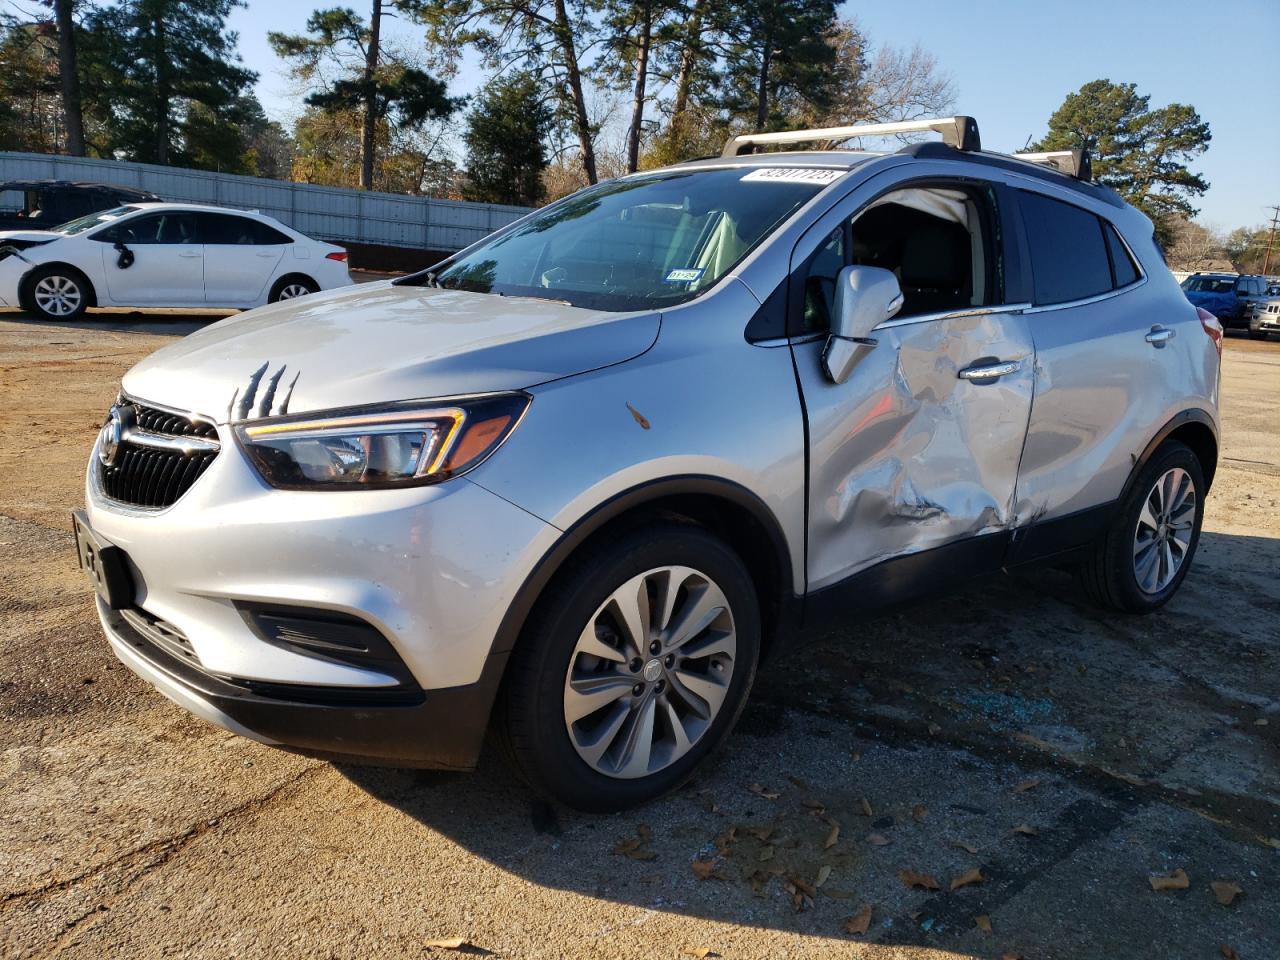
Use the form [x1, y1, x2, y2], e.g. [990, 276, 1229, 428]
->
[816, 865, 832, 888]
[1012, 823, 1039, 836]
[952, 839, 980, 854]
[613, 830, 657, 861]
[976, 914, 993, 933]
[860, 797, 874, 817]
[868, 832, 891, 846]
[1013, 778, 1041, 794]
[912, 804, 928, 822]
[1002, 953, 1023, 960]
[928, 722, 942, 735]
[1149, 868, 1190, 891]
[899, 868, 941, 890]
[424, 938, 469, 950]
[713, 827, 737, 854]
[748, 782, 780, 800]
[758, 846, 774, 862]
[1220, 946, 1238, 960]
[691, 859, 718, 881]
[802, 798, 825, 811]
[681, 948, 718, 959]
[825, 822, 840, 849]
[950, 868, 984, 890]
[1211, 881, 1243, 906]
[844, 904, 873, 935]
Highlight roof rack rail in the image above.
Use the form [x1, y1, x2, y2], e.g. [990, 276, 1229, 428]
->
[721, 116, 981, 158]
[1010, 149, 1092, 181]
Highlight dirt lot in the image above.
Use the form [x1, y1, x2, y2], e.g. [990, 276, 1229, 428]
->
[1, 310, 1277, 960]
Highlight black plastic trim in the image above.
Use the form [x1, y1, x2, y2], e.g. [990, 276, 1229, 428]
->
[1004, 502, 1116, 568]
[107, 603, 502, 769]
[1123, 408, 1219, 496]
[802, 532, 1012, 631]
[490, 475, 800, 661]
[236, 603, 419, 687]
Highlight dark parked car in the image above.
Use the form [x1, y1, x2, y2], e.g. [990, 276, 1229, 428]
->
[1181, 273, 1269, 331]
[0, 180, 159, 232]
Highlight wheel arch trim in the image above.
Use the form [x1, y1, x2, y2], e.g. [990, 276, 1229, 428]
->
[1123, 407, 1219, 500]
[488, 475, 797, 661]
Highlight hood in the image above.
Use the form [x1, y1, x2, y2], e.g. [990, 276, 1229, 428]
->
[122, 281, 661, 423]
[0, 229, 63, 244]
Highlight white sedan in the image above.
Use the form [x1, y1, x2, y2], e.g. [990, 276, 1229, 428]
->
[0, 202, 352, 320]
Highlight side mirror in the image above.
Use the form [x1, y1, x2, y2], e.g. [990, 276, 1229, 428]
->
[821, 265, 904, 384]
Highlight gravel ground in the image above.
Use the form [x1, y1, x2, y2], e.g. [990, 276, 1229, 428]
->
[1, 308, 1277, 960]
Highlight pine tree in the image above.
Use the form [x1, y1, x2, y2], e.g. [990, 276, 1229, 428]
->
[462, 72, 551, 206]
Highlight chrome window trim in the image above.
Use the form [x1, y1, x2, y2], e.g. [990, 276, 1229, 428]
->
[1021, 275, 1148, 315]
[874, 301, 1032, 332]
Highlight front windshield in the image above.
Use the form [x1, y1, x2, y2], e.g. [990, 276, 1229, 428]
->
[58, 205, 140, 236]
[431, 167, 843, 311]
[1181, 276, 1235, 293]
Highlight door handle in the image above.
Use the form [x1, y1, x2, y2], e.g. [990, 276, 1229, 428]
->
[178, 250, 202, 258]
[255, 251, 276, 258]
[1145, 325, 1175, 346]
[958, 359, 1020, 381]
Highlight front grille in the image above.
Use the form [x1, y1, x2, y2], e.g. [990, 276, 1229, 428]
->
[98, 400, 220, 508]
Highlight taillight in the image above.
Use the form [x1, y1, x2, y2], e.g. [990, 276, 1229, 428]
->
[1196, 307, 1223, 357]
[325, 250, 348, 262]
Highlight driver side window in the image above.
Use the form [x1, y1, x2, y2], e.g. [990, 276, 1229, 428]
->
[791, 182, 1001, 335]
[118, 213, 198, 245]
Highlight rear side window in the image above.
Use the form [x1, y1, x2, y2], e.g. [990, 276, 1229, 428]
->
[1017, 191, 1112, 305]
[1103, 223, 1140, 288]
[200, 213, 290, 245]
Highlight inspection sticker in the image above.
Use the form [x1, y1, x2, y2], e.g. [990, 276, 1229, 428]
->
[664, 267, 705, 284]
[740, 168, 845, 185]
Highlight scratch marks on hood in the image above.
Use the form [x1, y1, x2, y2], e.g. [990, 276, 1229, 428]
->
[228, 362, 301, 422]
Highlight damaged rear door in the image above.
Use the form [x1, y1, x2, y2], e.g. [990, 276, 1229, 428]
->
[787, 167, 1035, 591]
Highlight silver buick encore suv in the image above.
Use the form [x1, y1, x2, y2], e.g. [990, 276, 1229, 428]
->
[76, 117, 1222, 811]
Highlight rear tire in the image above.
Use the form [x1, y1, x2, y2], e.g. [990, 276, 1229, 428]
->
[497, 521, 760, 812]
[1077, 440, 1205, 613]
[22, 265, 91, 321]
[269, 275, 318, 302]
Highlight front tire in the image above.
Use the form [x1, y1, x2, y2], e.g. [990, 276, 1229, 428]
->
[1077, 440, 1205, 613]
[498, 522, 761, 811]
[269, 275, 318, 302]
[23, 266, 90, 320]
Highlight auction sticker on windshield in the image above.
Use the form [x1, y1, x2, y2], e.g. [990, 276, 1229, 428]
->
[664, 268, 705, 284]
[740, 168, 845, 185]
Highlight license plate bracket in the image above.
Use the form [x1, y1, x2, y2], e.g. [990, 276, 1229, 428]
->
[72, 510, 133, 610]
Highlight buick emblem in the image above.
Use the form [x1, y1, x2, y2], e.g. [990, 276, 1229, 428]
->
[98, 405, 127, 467]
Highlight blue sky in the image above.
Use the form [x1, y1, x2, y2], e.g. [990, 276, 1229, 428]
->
[230, 0, 1280, 228]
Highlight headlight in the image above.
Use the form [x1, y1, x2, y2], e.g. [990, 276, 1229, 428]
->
[235, 393, 528, 489]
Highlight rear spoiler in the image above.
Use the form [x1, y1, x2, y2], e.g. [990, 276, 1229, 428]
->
[1010, 149, 1092, 181]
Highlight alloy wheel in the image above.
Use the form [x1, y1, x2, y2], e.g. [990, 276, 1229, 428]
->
[1133, 466, 1197, 594]
[277, 283, 312, 300]
[563, 565, 737, 779]
[33, 275, 82, 316]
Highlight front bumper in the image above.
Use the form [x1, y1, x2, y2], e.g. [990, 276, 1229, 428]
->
[101, 599, 507, 768]
[84, 418, 560, 767]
